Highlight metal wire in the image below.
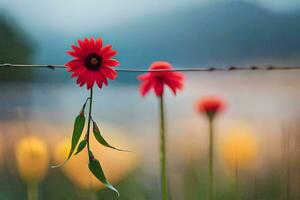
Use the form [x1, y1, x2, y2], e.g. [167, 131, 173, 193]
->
[1, 63, 300, 72]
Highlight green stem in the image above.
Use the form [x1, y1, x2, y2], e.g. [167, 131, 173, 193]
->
[208, 118, 214, 200]
[87, 88, 93, 156]
[90, 191, 97, 200]
[27, 182, 38, 200]
[159, 95, 168, 200]
[286, 131, 290, 200]
[235, 160, 239, 200]
[253, 175, 258, 200]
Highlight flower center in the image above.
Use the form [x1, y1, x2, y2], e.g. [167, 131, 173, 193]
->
[85, 53, 102, 71]
[156, 75, 165, 81]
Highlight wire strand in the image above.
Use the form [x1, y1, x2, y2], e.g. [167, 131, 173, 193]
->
[1, 63, 300, 72]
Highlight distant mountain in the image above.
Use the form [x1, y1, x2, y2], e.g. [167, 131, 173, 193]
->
[108, 1, 300, 67]
[33, 1, 300, 82]
[0, 15, 34, 81]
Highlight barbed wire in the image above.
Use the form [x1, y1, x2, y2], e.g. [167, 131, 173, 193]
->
[1, 63, 300, 72]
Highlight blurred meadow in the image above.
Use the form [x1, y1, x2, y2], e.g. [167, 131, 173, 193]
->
[1, 0, 300, 199]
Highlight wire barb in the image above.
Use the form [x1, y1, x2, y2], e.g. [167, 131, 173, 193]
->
[1, 63, 300, 72]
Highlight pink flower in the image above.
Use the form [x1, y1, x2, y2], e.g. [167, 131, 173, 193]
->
[138, 61, 184, 97]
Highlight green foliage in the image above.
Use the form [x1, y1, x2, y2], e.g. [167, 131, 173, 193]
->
[66, 113, 85, 160]
[52, 111, 85, 168]
[88, 152, 120, 197]
[92, 121, 130, 152]
[75, 139, 87, 155]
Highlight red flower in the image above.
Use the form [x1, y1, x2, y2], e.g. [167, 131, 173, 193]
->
[197, 96, 226, 119]
[66, 37, 120, 89]
[138, 61, 184, 97]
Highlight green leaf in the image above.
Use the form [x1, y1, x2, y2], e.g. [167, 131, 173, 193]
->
[51, 113, 85, 168]
[75, 139, 87, 155]
[88, 155, 119, 197]
[92, 121, 130, 152]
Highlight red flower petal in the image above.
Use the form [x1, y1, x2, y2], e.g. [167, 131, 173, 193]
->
[103, 59, 120, 67]
[84, 38, 89, 45]
[150, 61, 172, 70]
[67, 50, 80, 58]
[83, 38, 93, 52]
[164, 80, 178, 95]
[71, 73, 78, 78]
[89, 37, 95, 47]
[97, 71, 108, 85]
[170, 72, 184, 80]
[76, 72, 88, 87]
[95, 38, 103, 51]
[100, 66, 117, 80]
[71, 67, 87, 77]
[86, 37, 96, 52]
[66, 59, 84, 69]
[100, 45, 113, 54]
[138, 73, 151, 81]
[78, 39, 88, 51]
[197, 96, 226, 118]
[137, 61, 184, 97]
[95, 76, 103, 88]
[86, 73, 95, 89]
[102, 50, 117, 58]
[88, 37, 100, 52]
[154, 82, 164, 97]
[165, 77, 183, 89]
[140, 80, 153, 96]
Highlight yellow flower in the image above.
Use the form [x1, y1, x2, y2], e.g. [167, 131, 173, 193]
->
[220, 125, 258, 170]
[53, 123, 139, 190]
[15, 136, 49, 183]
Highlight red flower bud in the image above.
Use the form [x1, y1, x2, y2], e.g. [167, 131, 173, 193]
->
[197, 96, 226, 119]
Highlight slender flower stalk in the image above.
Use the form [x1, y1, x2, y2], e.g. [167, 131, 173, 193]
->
[220, 125, 258, 200]
[234, 160, 239, 200]
[87, 87, 93, 156]
[253, 175, 258, 199]
[27, 183, 38, 200]
[89, 191, 98, 200]
[138, 61, 184, 200]
[208, 117, 214, 200]
[159, 95, 168, 199]
[283, 130, 291, 200]
[197, 96, 226, 200]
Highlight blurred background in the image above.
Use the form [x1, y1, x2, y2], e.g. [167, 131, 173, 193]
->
[1, 0, 300, 199]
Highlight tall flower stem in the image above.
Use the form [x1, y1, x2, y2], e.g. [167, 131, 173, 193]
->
[234, 160, 240, 200]
[159, 95, 168, 200]
[90, 191, 97, 200]
[208, 118, 214, 200]
[253, 175, 257, 200]
[27, 182, 38, 200]
[87, 87, 93, 155]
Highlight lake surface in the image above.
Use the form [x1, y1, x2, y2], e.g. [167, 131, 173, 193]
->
[1, 71, 299, 166]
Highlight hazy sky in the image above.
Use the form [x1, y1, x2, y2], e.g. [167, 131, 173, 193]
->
[255, 0, 300, 12]
[1, 0, 300, 36]
[0, 0, 203, 34]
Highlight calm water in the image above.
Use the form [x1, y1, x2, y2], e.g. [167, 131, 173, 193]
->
[1, 70, 299, 129]
[1, 71, 299, 163]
